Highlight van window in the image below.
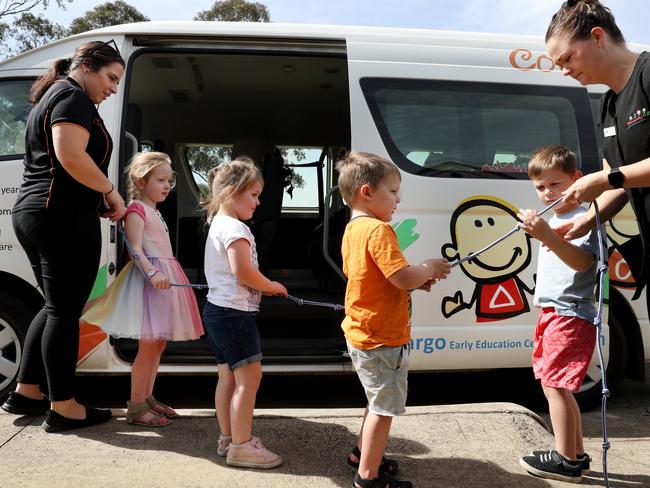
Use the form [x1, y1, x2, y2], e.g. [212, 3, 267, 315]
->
[361, 78, 599, 179]
[0, 79, 32, 159]
[281, 147, 325, 211]
[589, 93, 604, 162]
[185, 144, 232, 197]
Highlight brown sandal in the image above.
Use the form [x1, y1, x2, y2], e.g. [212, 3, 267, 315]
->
[126, 401, 170, 427]
[145, 395, 178, 418]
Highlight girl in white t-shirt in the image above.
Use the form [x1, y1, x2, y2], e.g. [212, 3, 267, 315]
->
[203, 158, 287, 470]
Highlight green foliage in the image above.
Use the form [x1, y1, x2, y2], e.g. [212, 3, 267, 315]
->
[186, 145, 306, 199]
[6, 12, 65, 55]
[0, 20, 7, 46]
[68, 0, 149, 35]
[194, 0, 270, 22]
[186, 146, 232, 188]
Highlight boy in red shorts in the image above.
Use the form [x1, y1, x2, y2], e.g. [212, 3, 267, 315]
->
[517, 145, 599, 484]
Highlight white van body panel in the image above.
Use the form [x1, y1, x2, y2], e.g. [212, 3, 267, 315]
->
[0, 22, 647, 385]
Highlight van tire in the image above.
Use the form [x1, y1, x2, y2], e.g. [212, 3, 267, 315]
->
[574, 310, 627, 412]
[0, 292, 34, 400]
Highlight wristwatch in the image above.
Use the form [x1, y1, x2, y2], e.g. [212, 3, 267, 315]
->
[146, 269, 159, 279]
[608, 167, 625, 189]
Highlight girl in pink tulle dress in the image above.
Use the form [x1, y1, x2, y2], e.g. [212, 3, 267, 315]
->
[82, 152, 203, 427]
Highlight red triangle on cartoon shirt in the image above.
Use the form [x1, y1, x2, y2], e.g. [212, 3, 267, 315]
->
[489, 284, 516, 309]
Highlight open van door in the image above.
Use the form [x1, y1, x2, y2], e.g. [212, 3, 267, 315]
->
[113, 33, 353, 369]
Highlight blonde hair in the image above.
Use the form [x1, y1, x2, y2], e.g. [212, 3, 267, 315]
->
[527, 144, 577, 179]
[205, 158, 263, 223]
[125, 151, 174, 201]
[335, 151, 400, 205]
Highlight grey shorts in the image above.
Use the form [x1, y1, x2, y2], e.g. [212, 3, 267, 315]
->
[347, 342, 410, 417]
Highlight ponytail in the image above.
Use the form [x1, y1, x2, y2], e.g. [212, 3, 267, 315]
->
[29, 58, 72, 103]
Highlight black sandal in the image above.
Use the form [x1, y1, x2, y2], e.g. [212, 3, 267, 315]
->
[352, 472, 413, 488]
[347, 446, 399, 476]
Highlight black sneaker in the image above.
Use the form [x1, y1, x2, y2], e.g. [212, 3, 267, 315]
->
[530, 449, 591, 474]
[1, 391, 50, 415]
[519, 450, 582, 483]
[353, 472, 412, 488]
[42, 407, 112, 433]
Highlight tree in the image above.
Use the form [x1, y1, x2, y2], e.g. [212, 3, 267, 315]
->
[68, 0, 148, 35]
[7, 12, 65, 55]
[194, 0, 270, 22]
[187, 145, 232, 189]
[0, 20, 7, 45]
[0, 0, 69, 19]
[187, 145, 305, 199]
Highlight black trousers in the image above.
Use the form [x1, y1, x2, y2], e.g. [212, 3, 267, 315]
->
[12, 207, 100, 401]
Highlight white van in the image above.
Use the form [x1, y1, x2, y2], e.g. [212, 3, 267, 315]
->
[0, 22, 647, 409]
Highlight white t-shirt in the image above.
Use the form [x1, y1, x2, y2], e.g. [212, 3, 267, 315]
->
[205, 215, 261, 312]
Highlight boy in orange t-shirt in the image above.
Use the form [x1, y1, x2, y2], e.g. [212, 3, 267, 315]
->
[337, 152, 450, 488]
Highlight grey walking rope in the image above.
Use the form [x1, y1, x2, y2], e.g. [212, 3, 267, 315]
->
[452, 198, 611, 486]
[117, 221, 344, 309]
[451, 198, 563, 268]
[593, 200, 611, 488]
[286, 294, 345, 310]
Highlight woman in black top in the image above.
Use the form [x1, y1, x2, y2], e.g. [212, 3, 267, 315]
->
[546, 1, 650, 291]
[0, 40, 126, 432]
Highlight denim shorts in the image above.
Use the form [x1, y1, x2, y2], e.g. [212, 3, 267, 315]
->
[203, 301, 262, 370]
[347, 342, 410, 416]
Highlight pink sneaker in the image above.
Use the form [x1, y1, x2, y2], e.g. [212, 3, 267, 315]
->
[217, 435, 231, 457]
[226, 436, 282, 469]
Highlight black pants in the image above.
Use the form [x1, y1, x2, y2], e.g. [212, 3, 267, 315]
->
[12, 208, 100, 401]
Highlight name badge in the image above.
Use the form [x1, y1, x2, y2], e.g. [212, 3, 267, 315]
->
[604, 126, 616, 137]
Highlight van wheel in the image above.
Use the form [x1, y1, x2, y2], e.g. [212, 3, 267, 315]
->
[574, 310, 627, 411]
[0, 292, 33, 400]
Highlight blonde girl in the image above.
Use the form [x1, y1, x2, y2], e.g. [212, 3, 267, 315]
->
[203, 158, 287, 469]
[82, 152, 204, 427]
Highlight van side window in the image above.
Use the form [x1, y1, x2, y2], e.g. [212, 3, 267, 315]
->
[185, 144, 232, 197]
[0, 79, 32, 159]
[589, 93, 604, 164]
[281, 147, 326, 211]
[361, 78, 599, 179]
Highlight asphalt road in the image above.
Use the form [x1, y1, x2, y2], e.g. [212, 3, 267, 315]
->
[2, 366, 648, 488]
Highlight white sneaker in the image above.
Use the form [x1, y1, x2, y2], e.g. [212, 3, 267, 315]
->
[226, 436, 282, 469]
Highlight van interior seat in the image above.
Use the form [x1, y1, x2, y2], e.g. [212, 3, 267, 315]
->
[232, 137, 286, 268]
[123, 103, 142, 161]
[254, 148, 286, 267]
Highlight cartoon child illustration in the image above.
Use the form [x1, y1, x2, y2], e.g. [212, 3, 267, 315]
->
[442, 196, 534, 322]
[607, 203, 641, 293]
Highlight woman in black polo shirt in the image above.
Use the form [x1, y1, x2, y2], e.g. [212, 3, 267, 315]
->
[0, 41, 126, 432]
[546, 1, 650, 293]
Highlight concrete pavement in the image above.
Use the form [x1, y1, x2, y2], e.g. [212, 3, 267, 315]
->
[2, 401, 650, 488]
